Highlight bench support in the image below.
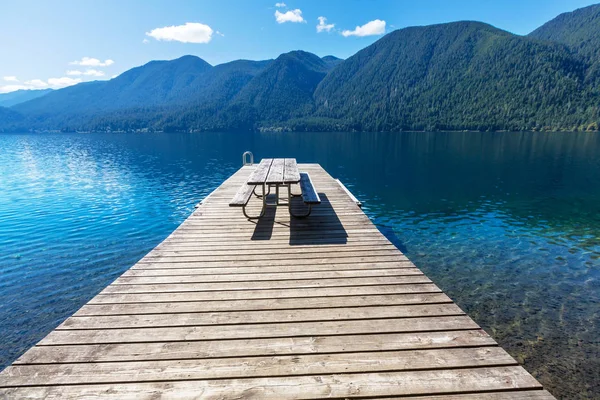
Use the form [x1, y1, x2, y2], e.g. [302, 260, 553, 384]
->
[242, 184, 267, 220]
[287, 183, 313, 218]
[243, 203, 266, 219]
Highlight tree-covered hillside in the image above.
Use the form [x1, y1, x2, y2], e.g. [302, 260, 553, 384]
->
[313, 21, 599, 131]
[2, 5, 600, 133]
[529, 4, 600, 61]
[0, 89, 53, 108]
[529, 3, 600, 84]
[0, 107, 24, 131]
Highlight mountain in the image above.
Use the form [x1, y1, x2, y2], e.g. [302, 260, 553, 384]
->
[529, 4, 600, 61]
[529, 4, 600, 82]
[321, 55, 343, 69]
[313, 21, 598, 131]
[2, 7, 600, 133]
[14, 56, 213, 116]
[12, 56, 273, 130]
[116, 51, 338, 131]
[0, 107, 24, 131]
[229, 51, 332, 122]
[0, 89, 53, 107]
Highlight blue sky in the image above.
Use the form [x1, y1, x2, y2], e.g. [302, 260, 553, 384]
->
[0, 0, 597, 93]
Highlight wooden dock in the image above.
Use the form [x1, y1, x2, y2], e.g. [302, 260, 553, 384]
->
[0, 164, 555, 399]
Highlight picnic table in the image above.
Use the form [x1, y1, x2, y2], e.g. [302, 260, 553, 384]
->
[229, 158, 320, 219]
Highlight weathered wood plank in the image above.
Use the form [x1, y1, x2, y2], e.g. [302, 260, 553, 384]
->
[127, 261, 416, 275]
[147, 243, 399, 256]
[61, 303, 465, 330]
[14, 329, 497, 364]
[140, 248, 405, 262]
[90, 283, 444, 303]
[0, 367, 543, 399]
[114, 268, 424, 285]
[3, 347, 517, 386]
[246, 158, 272, 184]
[77, 293, 453, 315]
[265, 158, 285, 184]
[228, 180, 255, 206]
[136, 254, 409, 268]
[284, 158, 300, 183]
[299, 172, 321, 204]
[380, 392, 556, 400]
[101, 275, 432, 294]
[40, 316, 480, 345]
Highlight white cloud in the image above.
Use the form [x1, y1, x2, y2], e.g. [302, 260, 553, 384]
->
[0, 76, 84, 93]
[317, 16, 334, 33]
[3, 76, 19, 82]
[342, 19, 386, 37]
[84, 69, 104, 77]
[66, 69, 104, 77]
[275, 9, 305, 23]
[142, 38, 150, 44]
[275, 2, 286, 7]
[70, 57, 115, 67]
[216, 30, 225, 37]
[47, 77, 82, 88]
[146, 22, 214, 44]
[0, 84, 28, 94]
[24, 79, 49, 89]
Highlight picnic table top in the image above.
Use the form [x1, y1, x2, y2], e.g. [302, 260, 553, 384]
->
[247, 158, 301, 185]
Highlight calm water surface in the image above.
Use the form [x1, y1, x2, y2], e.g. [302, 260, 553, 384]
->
[0, 131, 599, 398]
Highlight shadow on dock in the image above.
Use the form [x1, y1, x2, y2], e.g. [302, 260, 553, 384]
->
[249, 193, 348, 244]
[289, 193, 347, 245]
[251, 205, 276, 240]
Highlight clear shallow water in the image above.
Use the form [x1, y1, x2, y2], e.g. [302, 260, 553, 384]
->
[0, 131, 599, 398]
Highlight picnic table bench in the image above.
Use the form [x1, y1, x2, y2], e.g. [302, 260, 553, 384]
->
[229, 158, 320, 219]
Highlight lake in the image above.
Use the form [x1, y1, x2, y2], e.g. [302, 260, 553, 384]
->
[0, 131, 598, 398]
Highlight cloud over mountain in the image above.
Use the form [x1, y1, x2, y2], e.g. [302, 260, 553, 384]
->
[70, 57, 115, 67]
[146, 22, 214, 43]
[317, 17, 334, 33]
[342, 19, 386, 37]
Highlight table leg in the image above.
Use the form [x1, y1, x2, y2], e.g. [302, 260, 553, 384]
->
[242, 183, 266, 219]
[253, 185, 270, 198]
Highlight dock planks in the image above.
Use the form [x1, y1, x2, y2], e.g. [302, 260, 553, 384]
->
[0, 163, 555, 399]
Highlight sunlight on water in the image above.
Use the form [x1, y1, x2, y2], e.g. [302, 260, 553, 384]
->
[0, 131, 598, 399]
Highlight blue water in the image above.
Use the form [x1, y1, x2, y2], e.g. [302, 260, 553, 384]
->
[0, 131, 599, 398]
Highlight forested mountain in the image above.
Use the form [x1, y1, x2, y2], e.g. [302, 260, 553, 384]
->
[313, 21, 598, 131]
[0, 107, 24, 128]
[15, 56, 213, 115]
[0, 89, 52, 108]
[529, 3, 600, 83]
[2, 4, 600, 133]
[229, 51, 333, 121]
[529, 4, 600, 61]
[321, 55, 344, 69]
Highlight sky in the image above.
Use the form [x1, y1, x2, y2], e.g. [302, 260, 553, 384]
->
[0, 0, 598, 94]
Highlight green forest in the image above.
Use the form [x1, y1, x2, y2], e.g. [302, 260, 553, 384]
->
[1, 4, 600, 133]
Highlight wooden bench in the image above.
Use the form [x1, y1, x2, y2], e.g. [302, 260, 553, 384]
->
[299, 172, 320, 204]
[229, 181, 264, 219]
[290, 172, 320, 217]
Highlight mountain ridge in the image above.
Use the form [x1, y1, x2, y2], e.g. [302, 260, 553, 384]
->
[0, 89, 53, 108]
[2, 8, 600, 133]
